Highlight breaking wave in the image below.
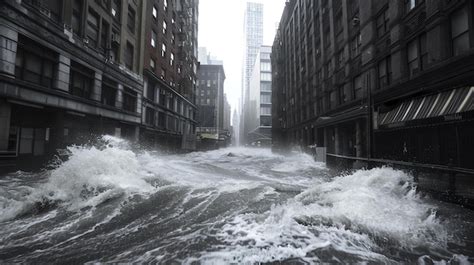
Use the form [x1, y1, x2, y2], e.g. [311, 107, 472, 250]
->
[0, 136, 472, 264]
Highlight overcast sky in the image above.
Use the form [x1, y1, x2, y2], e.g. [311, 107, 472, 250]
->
[198, 0, 286, 112]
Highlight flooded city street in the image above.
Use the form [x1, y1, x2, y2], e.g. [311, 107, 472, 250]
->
[0, 137, 473, 264]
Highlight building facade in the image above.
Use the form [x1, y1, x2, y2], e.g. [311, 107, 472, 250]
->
[240, 2, 263, 143]
[140, 0, 199, 151]
[0, 0, 199, 171]
[272, 0, 474, 176]
[243, 45, 272, 145]
[196, 63, 228, 148]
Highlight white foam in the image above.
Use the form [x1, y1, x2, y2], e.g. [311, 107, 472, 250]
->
[194, 167, 449, 263]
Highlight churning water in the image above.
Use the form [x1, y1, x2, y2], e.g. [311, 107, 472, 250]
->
[0, 136, 473, 264]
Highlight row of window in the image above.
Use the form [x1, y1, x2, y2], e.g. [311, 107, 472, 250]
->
[146, 83, 194, 119]
[15, 36, 138, 113]
[145, 107, 194, 134]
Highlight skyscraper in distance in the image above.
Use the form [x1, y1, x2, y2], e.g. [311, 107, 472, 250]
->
[240, 1, 263, 144]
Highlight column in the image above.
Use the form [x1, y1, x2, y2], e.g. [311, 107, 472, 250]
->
[356, 120, 362, 157]
[116, 83, 123, 109]
[54, 54, 71, 92]
[91, 70, 103, 101]
[334, 127, 340, 155]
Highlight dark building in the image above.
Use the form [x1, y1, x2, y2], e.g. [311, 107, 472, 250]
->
[196, 64, 227, 148]
[0, 0, 144, 171]
[140, 0, 199, 151]
[272, 0, 474, 199]
[0, 0, 199, 172]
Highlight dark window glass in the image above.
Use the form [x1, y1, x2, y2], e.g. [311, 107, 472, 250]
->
[72, 0, 82, 34]
[354, 75, 363, 99]
[69, 61, 94, 99]
[86, 9, 99, 47]
[123, 87, 137, 112]
[158, 112, 166, 127]
[145, 107, 155, 125]
[15, 35, 57, 88]
[407, 39, 419, 77]
[147, 83, 155, 100]
[376, 9, 389, 37]
[101, 77, 117, 107]
[100, 20, 109, 52]
[451, 7, 470, 56]
[127, 5, 136, 34]
[378, 56, 392, 89]
[125, 42, 134, 70]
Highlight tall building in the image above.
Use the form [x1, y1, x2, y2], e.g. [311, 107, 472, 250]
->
[140, 0, 199, 151]
[0, 0, 199, 171]
[243, 46, 272, 145]
[240, 2, 263, 142]
[196, 63, 228, 148]
[273, 0, 474, 193]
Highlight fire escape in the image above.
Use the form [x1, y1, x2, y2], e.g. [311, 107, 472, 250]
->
[176, 0, 197, 104]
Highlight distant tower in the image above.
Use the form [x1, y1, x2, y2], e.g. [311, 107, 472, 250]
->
[241, 2, 263, 144]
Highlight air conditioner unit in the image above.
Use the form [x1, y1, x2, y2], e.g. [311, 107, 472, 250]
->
[111, 33, 120, 44]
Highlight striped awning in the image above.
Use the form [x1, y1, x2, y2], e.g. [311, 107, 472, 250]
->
[379, 86, 474, 126]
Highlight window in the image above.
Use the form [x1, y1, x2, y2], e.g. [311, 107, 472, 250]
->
[15, 36, 57, 88]
[163, 21, 167, 35]
[72, 0, 83, 34]
[100, 20, 109, 51]
[405, 0, 418, 13]
[159, 90, 166, 105]
[152, 6, 157, 19]
[261, 82, 272, 91]
[330, 90, 337, 108]
[260, 62, 271, 71]
[147, 83, 155, 100]
[376, 9, 389, 37]
[207, 80, 211, 87]
[125, 42, 134, 70]
[161, 43, 166, 57]
[158, 112, 166, 127]
[150, 58, 156, 69]
[354, 75, 363, 99]
[123, 87, 137, 112]
[69, 61, 94, 99]
[378, 56, 392, 89]
[101, 77, 117, 107]
[260, 106, 271, 115]
[161, 68, 166, 79]
[351, 34, 362, 58]
[145, 107, 155, 126]
[127, 5, 136, 34]
[151, 31, 157, 47]
[260, 93, 271, 103]
[111, 0, 121, 20]
[86, 9, 99, 47]
[420, 34, 428, 70]
[451, 7, 470, 56]
[170, 53, 174, 66]
[407, 39, 418, 77]
[261, 72, 272, 81]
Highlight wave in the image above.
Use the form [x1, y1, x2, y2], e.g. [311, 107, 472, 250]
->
[194, 168, 453, 263]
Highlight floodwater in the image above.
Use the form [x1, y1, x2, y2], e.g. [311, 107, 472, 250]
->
[0, 136, 473, 264]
